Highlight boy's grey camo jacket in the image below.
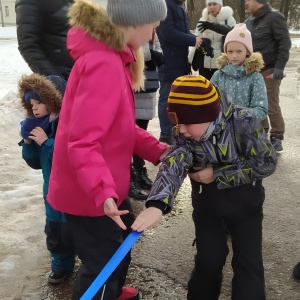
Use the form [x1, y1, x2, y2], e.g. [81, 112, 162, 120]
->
[146, 88, 277, 213]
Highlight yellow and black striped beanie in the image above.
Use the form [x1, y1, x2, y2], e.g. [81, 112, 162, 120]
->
[167, 75, 221, 124]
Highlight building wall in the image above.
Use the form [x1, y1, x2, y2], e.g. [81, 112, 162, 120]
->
[0, 0, 16, 26]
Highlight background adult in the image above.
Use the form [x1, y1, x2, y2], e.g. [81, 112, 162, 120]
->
[15, 0, 74, 80]
[245, 0, 291, 153]
[156, 0, 201, 145]
[188, 0, 236, 79]
[130, 32, 165, 200]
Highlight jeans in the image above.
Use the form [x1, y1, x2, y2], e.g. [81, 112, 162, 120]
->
[158, 80, 173, 138]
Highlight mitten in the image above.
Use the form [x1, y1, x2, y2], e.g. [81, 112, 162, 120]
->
[273, 68, 284, 80]
[201, 38, 214, 58]
[150, 49, 165, 67]
[197, 21, 213, 33]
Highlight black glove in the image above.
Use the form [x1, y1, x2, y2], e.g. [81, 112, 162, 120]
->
[273, 68, 284, 80]
[201, 38, 214, 58]
[197, 21, 213, 33]
[150, 49, 165, 67]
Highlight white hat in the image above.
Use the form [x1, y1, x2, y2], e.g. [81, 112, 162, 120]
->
[206, 0, 223, 6]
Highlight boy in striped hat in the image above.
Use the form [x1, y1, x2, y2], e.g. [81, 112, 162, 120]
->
[132, 75, 277, 299]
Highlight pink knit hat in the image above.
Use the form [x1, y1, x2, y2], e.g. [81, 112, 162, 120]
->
[224, 23, 253, 54]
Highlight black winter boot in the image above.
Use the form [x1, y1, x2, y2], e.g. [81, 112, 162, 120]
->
[129, 168, 148, 200]
[137, 167, 153, 190]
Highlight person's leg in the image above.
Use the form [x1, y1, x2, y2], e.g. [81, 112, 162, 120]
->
[261, 69, 284, 151]
[132, 119, 153, 190]
[45, 219, 75, 282]
[158, 80, 173, 144]
[225, 181, 266, 300]
[44, 197, 75, 283]
[66, 214, 124, 300]
[187, 181, 228, 300]
[133, 119, 149, 171]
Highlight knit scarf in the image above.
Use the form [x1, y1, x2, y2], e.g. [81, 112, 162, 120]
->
[20, 114, 51, 139]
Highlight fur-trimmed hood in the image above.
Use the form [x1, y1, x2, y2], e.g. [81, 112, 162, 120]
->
[18, 73, 64, 117]
[68, 0, 125, 55]
[216, 52, 264, 75]
[67, 0, 145, 91]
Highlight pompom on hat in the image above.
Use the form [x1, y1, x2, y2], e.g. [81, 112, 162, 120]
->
[167, 75, 221, 125]
[224, 23, 253, 54]
[106, 0, 167, 26]
[206, 0, 223, 6]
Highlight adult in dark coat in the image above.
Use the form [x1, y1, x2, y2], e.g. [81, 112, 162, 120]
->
[15, 0, 74, 80]
[245, 0, 291, 153]
[156, 0, 201, 144]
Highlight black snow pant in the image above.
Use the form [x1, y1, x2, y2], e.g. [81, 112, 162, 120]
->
[187, 180, 266, 300]
[66, 199, 134, 300]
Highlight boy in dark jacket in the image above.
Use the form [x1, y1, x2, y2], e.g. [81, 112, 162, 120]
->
[18, 74, 75, 284]
[132, 75, 277, 300]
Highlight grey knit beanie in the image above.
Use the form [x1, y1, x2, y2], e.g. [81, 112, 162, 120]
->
[255, 0, 267, 3]
[107, 0, 167, 26]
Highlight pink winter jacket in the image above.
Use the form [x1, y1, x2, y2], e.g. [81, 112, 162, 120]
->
[47, 26, 166, 217]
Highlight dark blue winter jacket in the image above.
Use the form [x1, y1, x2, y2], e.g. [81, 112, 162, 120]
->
[156, 0, 196, 82]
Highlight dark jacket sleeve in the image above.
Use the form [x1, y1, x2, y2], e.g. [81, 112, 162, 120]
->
[146, 144, 194, 213]
[157, 3, 196, 47]
[271, 11, 291, 70]
[206, 22, 233, 36]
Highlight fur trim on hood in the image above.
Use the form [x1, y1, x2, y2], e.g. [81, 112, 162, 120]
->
[202, 6, 234, 22]
[68, 0, 144, 91]
[216, 52, 265, 75]
[18, 74, 62, 117]
[68, 0, 124, 51]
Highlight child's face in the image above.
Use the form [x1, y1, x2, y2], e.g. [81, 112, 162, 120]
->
[30, 99, 49, 118]
[226, 42, 249, 65]
[128, 22, 160, 50]
[178, 122, 211, 142]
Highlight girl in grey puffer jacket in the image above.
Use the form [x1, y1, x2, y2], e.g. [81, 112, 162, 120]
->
[211, 23, 267, 121]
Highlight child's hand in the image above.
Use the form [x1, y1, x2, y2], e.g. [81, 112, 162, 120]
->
[131, 207, 163, 232]
[104, 198, 129, 230]
[24, 139, 32, 144]
[188, 167, 214, 184]
[29, 127, 48, 146]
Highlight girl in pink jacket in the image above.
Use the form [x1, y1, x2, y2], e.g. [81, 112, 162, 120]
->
[47, 0, 168, 299]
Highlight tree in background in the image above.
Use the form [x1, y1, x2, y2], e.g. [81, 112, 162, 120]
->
[186, 0, 300, 30]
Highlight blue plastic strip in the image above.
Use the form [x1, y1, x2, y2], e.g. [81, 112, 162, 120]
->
[80, 230, 143, 300]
